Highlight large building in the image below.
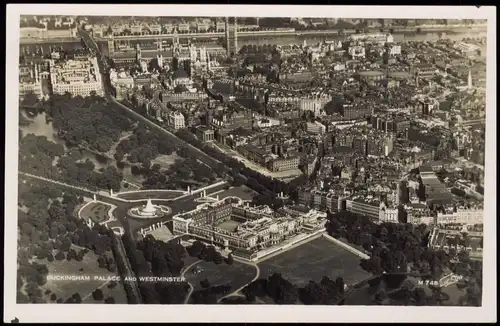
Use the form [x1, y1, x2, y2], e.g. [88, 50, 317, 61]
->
[350, 33, 393, 44]
[428, 227, 483, 259]
[341, 104, 372, 120]
[172, 196, 326, 255]
[437, 209, 483, 225]
[167, 111, 186, 130]
[20, 26, 78, 40]
[49, 56, 103, 97]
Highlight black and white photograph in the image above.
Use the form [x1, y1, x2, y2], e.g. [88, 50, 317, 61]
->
[4, 4, 496, 323]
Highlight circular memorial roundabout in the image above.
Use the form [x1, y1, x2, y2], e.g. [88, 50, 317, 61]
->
[127, 198, 172, 219]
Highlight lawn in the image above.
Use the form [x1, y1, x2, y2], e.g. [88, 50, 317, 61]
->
[184, 260, 258, 302]
[216, 220, 242, 232]
[79, 202, 112, 223]
[37, 249, 120, 303]
[82, 280, 129, 304]
[258, 237, 371, 287]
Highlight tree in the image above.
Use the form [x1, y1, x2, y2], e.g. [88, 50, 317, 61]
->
[188, 241, 206, 257]
[226, 253, 234, 265]
[105, 296, 115, 304]
[55, 251, 65, 261]
[71, 292, 82, 303]
[92, 288, 104, 301]
[200, 278, 211, 289]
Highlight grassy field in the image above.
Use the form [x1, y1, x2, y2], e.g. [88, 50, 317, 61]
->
[258, 237, 370, 287]
[216, 220, 242, 232]
[37, 249, 120, 302]
[79, 202, 112, 223]
[184, 260, 257, 302]
[82, 280, 129, 304]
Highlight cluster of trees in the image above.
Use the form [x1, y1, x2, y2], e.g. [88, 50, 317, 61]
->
[190, 284, 232, 304]
[19, 122, 123, 193]
[139, 156, 216, 190]
[186, 241, 225, 265]
[365, 277, 448, 306]
[62, 292, 83, 304]
[240, 273, 344, 305]
[299, 276, 345, 305]
[48, 93, 134, 152]
[115, 123, 178, 167]
[326, 211, 455, 281]
[97, 254, 117, 273]
[19, 134, 64, 179]
[20, 92, 42, 108]
[92, 288, 116, 303]
[121, 234, 189, 304]
[17, 180, 119, 303]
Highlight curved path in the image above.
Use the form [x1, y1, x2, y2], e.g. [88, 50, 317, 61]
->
[180, 260, 203, 304]
[217, 257, 260, 303]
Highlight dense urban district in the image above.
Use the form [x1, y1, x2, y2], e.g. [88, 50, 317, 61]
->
[17, 15, 486, 306]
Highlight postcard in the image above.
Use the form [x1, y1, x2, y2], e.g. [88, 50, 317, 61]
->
[4, 4, 496, 323]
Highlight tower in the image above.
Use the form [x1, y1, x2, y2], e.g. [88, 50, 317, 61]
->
[136, 43, 142, 62]
[225, 17, 238, 56]
[173, 30, 179, 51]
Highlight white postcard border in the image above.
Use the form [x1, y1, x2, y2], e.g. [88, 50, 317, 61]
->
[4, 4, 497, 323]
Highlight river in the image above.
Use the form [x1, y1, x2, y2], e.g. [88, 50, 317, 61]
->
[19, 29, 487, 57]
[19, 111, 146, 187]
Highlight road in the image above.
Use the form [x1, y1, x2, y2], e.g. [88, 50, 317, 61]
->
[113, 235, 143, 303]
[19, 171, 100, 195]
